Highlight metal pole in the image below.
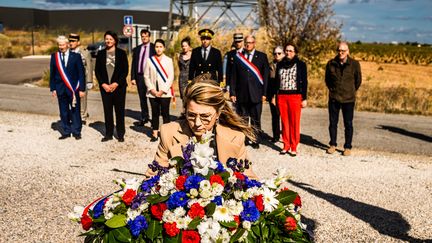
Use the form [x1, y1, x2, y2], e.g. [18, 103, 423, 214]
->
[31, 26, 35, 55]
[167, 0, 174, 47]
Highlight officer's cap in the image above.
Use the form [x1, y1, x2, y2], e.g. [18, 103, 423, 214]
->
[68, 33, 80, 41]
[233, 33, 243, 42]
[198, 29, 214, 39]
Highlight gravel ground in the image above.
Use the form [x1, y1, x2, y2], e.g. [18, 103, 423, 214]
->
[0, 110, 431, 243]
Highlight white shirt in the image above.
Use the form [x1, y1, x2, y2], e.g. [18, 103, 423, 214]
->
[201, 46, 211, 60]
[62, 50, 70, 67]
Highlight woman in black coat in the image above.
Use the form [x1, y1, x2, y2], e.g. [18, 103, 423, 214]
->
[95, 30, 129, 142]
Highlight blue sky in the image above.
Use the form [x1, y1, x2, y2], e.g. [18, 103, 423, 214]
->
[1, 0, 431, 43]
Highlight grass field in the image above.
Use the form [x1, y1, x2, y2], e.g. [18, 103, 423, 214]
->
[2, 28, 431, 115]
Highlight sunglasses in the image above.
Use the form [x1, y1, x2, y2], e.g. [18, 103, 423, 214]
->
[274, 52, 282, 55]
[201, 37, 212, 40]
[69, 40, 77, 42]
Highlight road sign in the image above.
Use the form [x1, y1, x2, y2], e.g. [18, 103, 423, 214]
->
[123, 25, 134, 37]
[124, 15, 133, 25]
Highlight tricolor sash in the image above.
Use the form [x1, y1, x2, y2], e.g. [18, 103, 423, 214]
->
[149, 55, 169, 83]
[235, 52, 264, 85]
[55, 52, 80, 107]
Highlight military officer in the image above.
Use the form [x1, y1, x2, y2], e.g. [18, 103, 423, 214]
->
[225, 33, 244, 89]
[188, 29, 223, 83]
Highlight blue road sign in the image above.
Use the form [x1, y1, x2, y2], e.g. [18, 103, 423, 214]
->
[124, 15, 133, 25]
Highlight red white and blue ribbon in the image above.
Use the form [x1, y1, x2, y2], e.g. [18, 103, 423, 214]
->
[235, 52, 264, 85]
[55, 52, 80, 107]
[149, 55, 169, 83]
[81, 190, 121, 218]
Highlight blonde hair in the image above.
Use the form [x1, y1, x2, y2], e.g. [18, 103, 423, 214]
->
[183, 79, 257, 141]
[56, 35, 69, 44]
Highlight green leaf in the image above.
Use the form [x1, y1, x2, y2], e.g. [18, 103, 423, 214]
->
[219, 171, 230, 182]
[92, 216, 107, 223]
[108, 230, 116, 243]
[113, 227, 132, 242]
[219, 220, 237, 228]
[113, 203, 127, 215]
[105, 214, 127, 229]
[163, 233, 181, 243]
[145, 219, 162, 241]
[276, 190, 298, 205]
[230, 228, 246, 243]
[146, 195, 170, 204]
[267, 206, 285, 218]
[251, 225, 261, 237]
[246, 232, 255, 243]
[205, 203, 216, 216]
[187, 217, 202, 230]
[261, 224, 269, 239]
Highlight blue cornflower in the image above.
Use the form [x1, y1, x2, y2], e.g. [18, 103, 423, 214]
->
[215, 161, 226, 173]
[128, 215, 148, 238]
[131, 192, 147, 210]
[167, 191, 188, 209]
[240, 200, 260, 222]
[92, 198, 106, 219]
[245, 178, 262, 189]
[184, 175, 205, 191]
[140, 175, 160, 193]
[212, 196, 223, 206]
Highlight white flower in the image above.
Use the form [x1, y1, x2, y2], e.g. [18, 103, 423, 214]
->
[68, 206, 84, 221]
[159, 170, 177, 196]
[190, 188, 199, 198]
[213, 205, 234, 222]
[224, 199, 243, 215]
[139, 202, 149, 211]
[162, 210, 176, 223]
[190, 142, 217, 176]
[200, 180, 211, 191]
[242, 221, 251, 230]
[103, 196, 120, 220]
[262, 188, 279, 212]
[218, 228, 231, 243]
[211, 184, 224, 196]
[126, 208, 141, 221]
[200, 189, 213, 199]
[175, 215, 192, 229]
[233, 191, 244, 200]
[124, 178, 141, 191]
[173, 207, 186, 217]
[169, 158, 177, 166]
[228, 175, 237, 184]
[246, 187, 260, 197]
[197, 217, 221, 240]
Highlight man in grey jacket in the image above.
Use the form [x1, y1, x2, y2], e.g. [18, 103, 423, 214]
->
[325, 42, 362, 156]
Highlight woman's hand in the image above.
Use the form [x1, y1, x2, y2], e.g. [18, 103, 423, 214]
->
[301, 100, 307, 108]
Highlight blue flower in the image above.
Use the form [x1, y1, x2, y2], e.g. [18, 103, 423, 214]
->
[128, 215, 148, 238]
[140, 175, 160, 193]
[240, 200, 260, 222]
[215, 161, 226, 173]
[212, 196, 223, 206]
[167, 191, 188, 209]
[184, 175, 205, 191]
[245, 178, 262, 189]
[92, 198, 106, 219]
[131, 192, 147, 210]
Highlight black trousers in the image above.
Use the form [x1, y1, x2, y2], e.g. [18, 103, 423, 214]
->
[149, 97, 171, 131]
[269, 101, 280, 140]
[328, 99, 355, 149]
[236, 102, 262, 142]
[136, 75, 149, 121]
[101, 87, 126, 138]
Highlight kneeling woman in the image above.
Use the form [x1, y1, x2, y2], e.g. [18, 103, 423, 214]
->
[145, 80, 258, 179]
[144, 39, 174, 141]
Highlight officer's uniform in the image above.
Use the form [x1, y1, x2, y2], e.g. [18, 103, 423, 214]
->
[188, 29, 223, 83]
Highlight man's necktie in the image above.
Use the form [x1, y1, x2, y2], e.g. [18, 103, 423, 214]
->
[138, 45, 147, 74]
[62, 52, 66, 67]
[203, 48, 207, 61]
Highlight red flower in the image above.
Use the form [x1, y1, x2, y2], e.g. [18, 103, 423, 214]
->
[163, 222, 180, 237]
[150, 203, 168, 221]
[122, 189, 136, 206]
[182, 230, 200, 243]
[187, 203, 205, 219]
[210, 174, 225, 186]
[176, 175, 188, 190]
[254, 195, 264, 212]
[81, 214, 93, 230]
[278, 187, 290, 193]
[234, 172, 245, 180]
[284, 216, 297, 231]
[293, 195, 302, 207]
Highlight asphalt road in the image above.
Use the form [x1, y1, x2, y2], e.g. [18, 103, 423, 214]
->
[0, 83, 431, 156]
[0, 57, 50, 84]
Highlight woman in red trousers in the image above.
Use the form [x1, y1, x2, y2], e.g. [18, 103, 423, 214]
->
[275, 44, 308, 156]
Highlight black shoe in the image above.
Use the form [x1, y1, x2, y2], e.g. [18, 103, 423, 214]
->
[150, 136, 158, 142]
[82, 120, 87, 125]
[251, 143, 260, 149]
[101, 136, 113, 142]
[137, 120, 145, 126]
[143, 118, 150, 124]
[280, 150, 288, 155]
[118, 137, 125, 142]
[59, 134, 70, 140]
[271, 138, 279, 143]
[73, 134, 82, 140]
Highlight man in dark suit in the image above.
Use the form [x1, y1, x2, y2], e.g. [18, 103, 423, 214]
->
[50, 35, 85, 140]
[229, 35, 270, 148]
[225, 33, 244, 90]
[131, 29, 155, 126]
[188, 29, 223, 83]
